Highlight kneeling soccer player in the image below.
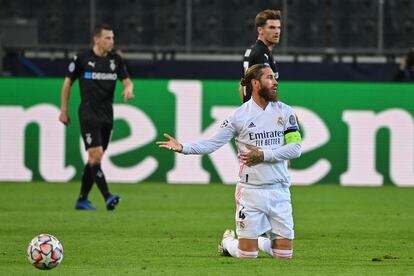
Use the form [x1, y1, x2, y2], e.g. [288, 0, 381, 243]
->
[156, 64, 302, 259]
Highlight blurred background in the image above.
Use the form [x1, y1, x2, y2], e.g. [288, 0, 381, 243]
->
[1, 0, 413, 80]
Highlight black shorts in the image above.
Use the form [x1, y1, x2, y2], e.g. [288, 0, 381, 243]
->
[79, 120, 113, 151]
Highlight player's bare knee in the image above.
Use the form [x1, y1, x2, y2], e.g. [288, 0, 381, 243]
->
[87, 148, 104, 164]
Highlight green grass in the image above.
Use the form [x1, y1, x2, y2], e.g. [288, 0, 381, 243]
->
[0, 182, 413, 275]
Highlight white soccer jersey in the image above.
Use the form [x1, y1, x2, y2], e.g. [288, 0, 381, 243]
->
[181, 99, 301, 187]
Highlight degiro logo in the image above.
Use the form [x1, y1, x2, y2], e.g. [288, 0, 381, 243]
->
[84, 72, 117, 80]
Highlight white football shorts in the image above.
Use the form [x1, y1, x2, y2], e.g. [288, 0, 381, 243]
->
[234, 184, 294, 240]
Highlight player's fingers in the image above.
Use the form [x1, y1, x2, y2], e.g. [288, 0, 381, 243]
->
[156, 142, 170, 148]
[163, 133, 174, 141]
[239, 153, 248, 160]
[60, 118, 69, 126]
[158, 144, 170, 150]
[156, 141, 169, 146]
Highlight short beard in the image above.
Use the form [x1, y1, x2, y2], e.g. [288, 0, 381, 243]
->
[258, 87, 278, 102]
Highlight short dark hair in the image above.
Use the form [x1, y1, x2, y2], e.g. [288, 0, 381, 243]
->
[93, 24, 112, 37]
[255, 9, 281, 28]
[240, 64, 270, 91]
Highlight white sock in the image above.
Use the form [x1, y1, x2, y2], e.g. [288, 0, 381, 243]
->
[222, 237, 239, 257]
[272, 248, 293, 259]
[258, 236, 273, 256]
[238, 249, 258, 258]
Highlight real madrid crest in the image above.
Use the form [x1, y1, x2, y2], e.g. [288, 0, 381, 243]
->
[109, 59, 116, 71]
[277, 117, 284, 126]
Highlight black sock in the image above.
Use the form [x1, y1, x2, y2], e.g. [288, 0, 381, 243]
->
[79, 164, 94, 201]
[90, 163, 111, 200]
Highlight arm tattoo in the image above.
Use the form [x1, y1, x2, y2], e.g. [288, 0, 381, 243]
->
[251, 150, 261, 163]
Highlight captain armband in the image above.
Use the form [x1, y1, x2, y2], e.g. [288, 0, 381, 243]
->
[284, 131, 302, 144]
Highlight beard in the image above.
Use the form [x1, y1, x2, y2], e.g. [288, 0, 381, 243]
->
[258, 85, 278, 102]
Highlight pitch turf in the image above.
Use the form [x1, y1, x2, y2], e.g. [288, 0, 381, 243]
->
[0, 182, 413, 275]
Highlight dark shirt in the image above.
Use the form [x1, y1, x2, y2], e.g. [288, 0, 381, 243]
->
[66, 49, 129, 123]
[242, 40, 278, 102]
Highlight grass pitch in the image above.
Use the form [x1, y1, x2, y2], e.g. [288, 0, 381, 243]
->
[0, 182, 413, 275]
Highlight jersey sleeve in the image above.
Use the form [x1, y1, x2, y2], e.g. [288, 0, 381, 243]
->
[284, 106, 300, 132]
[181, 116, 237, 155]
[117, 56, 130, 80]
[65, 54, 82, 81]
[262, 106, 302, 162]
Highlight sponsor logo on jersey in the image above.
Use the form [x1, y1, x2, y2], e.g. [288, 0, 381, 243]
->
[249, 130, 284, 140]
[83, 72, 117, 80]
[249, 130, 284, 146]
[248, 122, 256, 128]
[87, 61, 95, 68]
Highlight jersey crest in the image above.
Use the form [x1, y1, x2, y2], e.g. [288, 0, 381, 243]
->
[110, 59, 116, 71]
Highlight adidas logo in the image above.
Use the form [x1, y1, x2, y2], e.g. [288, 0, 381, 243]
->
[248, 122, 256, 128]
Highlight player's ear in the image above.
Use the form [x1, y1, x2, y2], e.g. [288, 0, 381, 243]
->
[252, 78, 259, 88]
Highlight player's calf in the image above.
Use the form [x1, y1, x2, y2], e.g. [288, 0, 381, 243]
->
[271, 238, 293, 259]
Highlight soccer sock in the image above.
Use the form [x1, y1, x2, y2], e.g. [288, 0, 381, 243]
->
[238, 249, 258, 259]
[272, 248, 293, 259]
[258, 236, 273, 256]
[222, 237, 239, 258]
[90, 163, 111, 200]
[79, 164, 93, 200]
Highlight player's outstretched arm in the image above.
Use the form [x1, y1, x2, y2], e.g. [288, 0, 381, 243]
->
[156, 133, 183, 153]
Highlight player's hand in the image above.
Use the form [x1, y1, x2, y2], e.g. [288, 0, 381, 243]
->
[239, 144, 264, 166]
[156, 133, 183, 152]
[122, 90, 135, 102]
[59, 111, 71, 125]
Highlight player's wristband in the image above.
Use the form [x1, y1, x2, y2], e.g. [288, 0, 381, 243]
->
[284, 131, 302, 144]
